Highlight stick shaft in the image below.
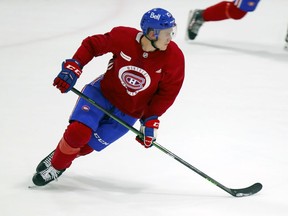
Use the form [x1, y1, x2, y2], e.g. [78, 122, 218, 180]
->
[71, 87, 233, 195]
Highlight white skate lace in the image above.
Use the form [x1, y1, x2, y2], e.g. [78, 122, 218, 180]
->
[43, 152, 54, 167]
[40, 166, 60, 182]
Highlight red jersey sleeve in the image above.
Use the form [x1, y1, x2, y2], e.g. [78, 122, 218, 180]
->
[72, 30, 117, 66]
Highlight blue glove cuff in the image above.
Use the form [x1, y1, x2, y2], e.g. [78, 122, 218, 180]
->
[64, 59, 83, 69]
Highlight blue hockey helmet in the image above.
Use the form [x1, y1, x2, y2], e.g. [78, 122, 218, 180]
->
[140, 8, 176, 39]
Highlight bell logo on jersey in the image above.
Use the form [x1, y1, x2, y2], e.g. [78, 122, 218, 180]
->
[118, 65, 151, 96]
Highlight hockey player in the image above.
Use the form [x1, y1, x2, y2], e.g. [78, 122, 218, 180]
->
[187, 0, 261, 40]
[32, 8, 185, 186]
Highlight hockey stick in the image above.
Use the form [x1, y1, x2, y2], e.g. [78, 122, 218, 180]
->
[71, 87, 262, 197]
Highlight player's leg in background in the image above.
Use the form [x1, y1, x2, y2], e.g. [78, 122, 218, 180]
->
[187, 0, 260, 40]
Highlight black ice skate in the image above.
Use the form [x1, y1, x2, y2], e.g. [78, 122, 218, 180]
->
[32, 151, 65, 186]
[187, 10, 204, 40]
[35, 150, 54, 172]
[32, 165, 65, 186]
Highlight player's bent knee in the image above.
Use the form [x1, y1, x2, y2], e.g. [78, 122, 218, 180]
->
[231, 11, 247, 20]
[228, 3, 247, 20]
[64, 121, 92, 148]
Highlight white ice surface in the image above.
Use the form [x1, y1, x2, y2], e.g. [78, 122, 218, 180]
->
[1, 0, 288, 215]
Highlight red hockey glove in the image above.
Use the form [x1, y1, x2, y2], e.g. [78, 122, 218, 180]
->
[136, 116, 160, 148]
[53, 59, 82, 93]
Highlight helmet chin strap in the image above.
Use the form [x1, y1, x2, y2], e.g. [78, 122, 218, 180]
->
[144, 35, 159, 50]
[151, 40, 159, 50]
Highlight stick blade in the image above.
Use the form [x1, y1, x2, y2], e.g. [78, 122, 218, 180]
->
[230, 183, 263, 197]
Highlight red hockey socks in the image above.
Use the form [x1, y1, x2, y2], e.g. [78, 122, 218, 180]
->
[51, 121, 92, 170]
[203, 1, 247, 21]
[78, 144, 94, 156]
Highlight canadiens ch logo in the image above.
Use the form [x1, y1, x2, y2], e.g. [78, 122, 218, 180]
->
[118, 65, 151, 96]
[82, 105, 90, 112]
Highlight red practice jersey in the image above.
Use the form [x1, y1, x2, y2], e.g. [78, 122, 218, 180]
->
[73, 26, 185, 119]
